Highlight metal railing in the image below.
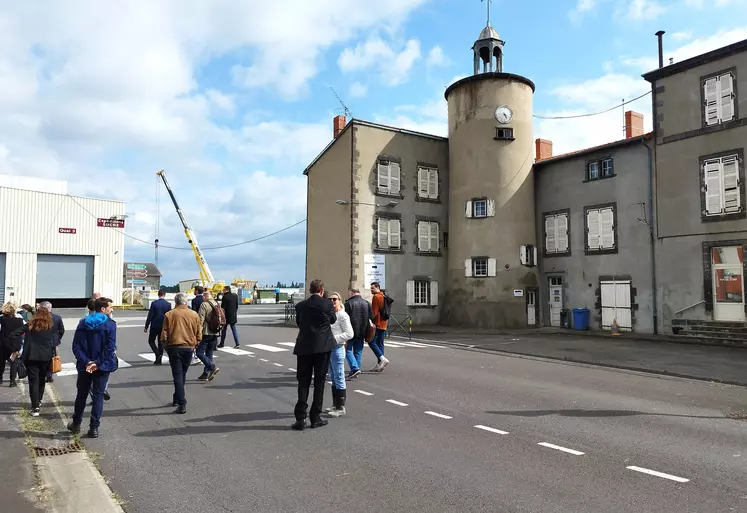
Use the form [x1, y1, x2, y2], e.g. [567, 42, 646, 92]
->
[673, 300, 705, 318]
[386, 313, 413, 340]
[284, 303, 296, 324]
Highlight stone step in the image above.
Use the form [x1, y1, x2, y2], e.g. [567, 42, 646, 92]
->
[686, 329, 747, 340]
[672, 318, 747, 328]
[671, 332, 747, 347]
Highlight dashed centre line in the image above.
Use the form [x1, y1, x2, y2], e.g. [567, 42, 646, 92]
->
[626, 466, 690, 483]
[259, 358, 269, 362]
[354, 390, 374, 396]
[538, 442, 585, 456]
[474, 425, 509, 435]
[424, 411, 452, 419]
[288, 368, 296, 372]
[272, 363, 284, 367]
[386, 399, 409, 407]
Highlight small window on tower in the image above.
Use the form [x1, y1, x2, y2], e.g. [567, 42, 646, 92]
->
[494, 128, 514, 140]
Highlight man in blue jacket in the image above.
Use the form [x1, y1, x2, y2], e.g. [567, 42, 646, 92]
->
[144, 289, 172, 365]
[68, 297, 118, 439]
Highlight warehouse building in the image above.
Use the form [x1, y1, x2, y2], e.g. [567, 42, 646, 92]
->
[0, 176, 125, 307]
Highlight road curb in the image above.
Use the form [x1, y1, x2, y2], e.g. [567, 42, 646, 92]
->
[390, 335, 747, 388]
[18, 382, 126, 513]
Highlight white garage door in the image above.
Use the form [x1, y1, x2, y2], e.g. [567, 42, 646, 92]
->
[600, 279, 632, 331]
[36, 255, 94, 299]
[0, 253, 5, 304]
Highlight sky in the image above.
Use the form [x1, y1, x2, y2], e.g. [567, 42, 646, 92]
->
[1, 0, 746, 286]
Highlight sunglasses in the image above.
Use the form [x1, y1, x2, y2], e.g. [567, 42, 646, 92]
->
[330, 297, 340, 302]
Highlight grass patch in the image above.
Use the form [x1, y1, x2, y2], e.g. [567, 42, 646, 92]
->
[87, 450, 102, 472]
[111, 491, 129, 507]
[726, 409, 747, 421]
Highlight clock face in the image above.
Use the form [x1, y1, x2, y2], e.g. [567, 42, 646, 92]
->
[495, 105, 513, 124]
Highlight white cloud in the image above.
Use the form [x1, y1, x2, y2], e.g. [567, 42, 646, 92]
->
[338, 37, 422, 86]
[206, 89, 236, 114]
[349, 82, 368, 98]
[569, 0, 598, 22]
[622, 0, 665, 20]
[671, 31, 693, 42]
[426, 46, 450, 68]
[571, 0, 666, 21]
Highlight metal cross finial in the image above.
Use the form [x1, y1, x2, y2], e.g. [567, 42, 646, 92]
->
[482, 0, 492, 26]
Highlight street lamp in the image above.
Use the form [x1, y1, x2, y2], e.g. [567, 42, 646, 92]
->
[335, 199, 398, 208]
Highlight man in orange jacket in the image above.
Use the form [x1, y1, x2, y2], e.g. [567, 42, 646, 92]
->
[368, 282, 390, 372]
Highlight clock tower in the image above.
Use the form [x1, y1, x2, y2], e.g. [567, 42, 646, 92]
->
[441, 20, 539, 329]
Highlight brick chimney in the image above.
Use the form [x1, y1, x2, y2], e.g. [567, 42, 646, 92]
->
[333, 115, 346, 138]
[535, 138, 553, 161]
[625, 111, 644, 139]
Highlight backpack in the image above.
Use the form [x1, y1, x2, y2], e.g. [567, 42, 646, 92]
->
[208, 302, 226, 332]
[379, 294, 394, 321]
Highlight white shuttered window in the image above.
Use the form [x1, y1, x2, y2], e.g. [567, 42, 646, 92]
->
[586, 206, 615, 251]
[704, 72, 736, 126]
[544, 212, 569, 254]
[377, 218, 401, 249]
[417, 221, 439, 252]
[406, 280, 439, 307]
[417, 167, 439, 199]
[703, 154, 741, 216]
[377, 161, 401, 195]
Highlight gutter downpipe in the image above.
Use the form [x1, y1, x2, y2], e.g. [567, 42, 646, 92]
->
[643, 138, 658, 334]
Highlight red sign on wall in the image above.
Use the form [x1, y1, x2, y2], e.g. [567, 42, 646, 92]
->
[58, 228, 77, 234]
[97, 218, 125, 228]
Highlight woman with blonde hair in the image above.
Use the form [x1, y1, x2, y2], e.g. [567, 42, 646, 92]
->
[326, 291, 353, 417]
[21, 308, 58, 416]
[0, 302, 24, 387]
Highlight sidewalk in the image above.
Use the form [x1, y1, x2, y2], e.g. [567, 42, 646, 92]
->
[392, 326, 747, 387]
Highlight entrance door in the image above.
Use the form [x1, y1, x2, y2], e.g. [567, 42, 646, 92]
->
[600, 279, 632, 331]
[36, 255, 94, 300]
[548, 277, 563, 327]
[526, 289, 536, 326]
[712, 246, 746, 321]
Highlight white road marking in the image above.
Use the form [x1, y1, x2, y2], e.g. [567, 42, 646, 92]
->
[56, 362, 79, 377]
[386, 399, 409, 407]
[259, 358, 269, 362]
[216, 347, 254, 356]
[538, 442, 585, 456]
[117, 358, 132, 368]
[288, 368, 297, 372]
[626, 466, 690, 483]
[354, 390, 374, 396]
[384, 342, 407, 348]
[273, 363, 284, 367]
[474, 424, 509, 435]
[390, 338, 446, 349]
[247, 344, 287, 353]
[139, 353, 169, 363]
[424, 411, 452, 419]
[277, 342, 296, 347]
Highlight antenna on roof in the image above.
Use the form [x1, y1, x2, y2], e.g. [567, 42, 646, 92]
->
[330, 87, 351, 119]
[482, 0, 492, 26]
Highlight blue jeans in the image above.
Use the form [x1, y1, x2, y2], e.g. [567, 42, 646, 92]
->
[167, 347, 194, 407]
[345, 338, 364, 372]
[73, 370, 110, 429]
[196, 336, 217, 375]
[328, 345, 346, 390]
[221, 324, 239, 346]
[368, 329, 386, 361]
[89, 373, 109, 401]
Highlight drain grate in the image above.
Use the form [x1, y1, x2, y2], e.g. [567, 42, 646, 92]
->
[34, 442, 84, 457]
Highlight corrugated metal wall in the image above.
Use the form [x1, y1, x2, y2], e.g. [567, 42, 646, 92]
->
[0, 187, 125, 305]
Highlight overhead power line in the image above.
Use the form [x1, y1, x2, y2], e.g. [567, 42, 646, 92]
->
[533, 90, 652, 120]
[66, 194, 306, 251]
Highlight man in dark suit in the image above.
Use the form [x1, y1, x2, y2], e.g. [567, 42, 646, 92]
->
[291, 279, 336, 431]
[144, 288, 172, 365]
[218, 286, 240, 349]
[39, 301, 65, 383]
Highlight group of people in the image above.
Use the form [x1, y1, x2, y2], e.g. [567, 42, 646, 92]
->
[290, 280, 390, 430]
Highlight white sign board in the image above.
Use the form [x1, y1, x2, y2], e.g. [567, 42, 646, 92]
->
[513, 289, 524, 297]
[364, 254, 385, 289]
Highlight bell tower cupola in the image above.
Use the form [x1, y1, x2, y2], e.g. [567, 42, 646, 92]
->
[473, 0, 504, 74]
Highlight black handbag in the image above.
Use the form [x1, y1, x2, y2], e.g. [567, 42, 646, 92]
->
[16, 360, 27, 380]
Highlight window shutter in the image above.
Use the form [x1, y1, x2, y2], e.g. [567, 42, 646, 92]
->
[377, 218, 389, 248]
[722, 156, 740, 213]
[464, 258, 473, 277]
[430, 222, 439, 252]
[430, 281, 439, 306]
[600, 208, 615, 249]
[418, 168, 428, 198]
[557, 213, 569, 252]
[428, 169, 439, 199]
[487, 258, 497, 277]
[545, 216, 557, 253]
[587, 209, 600, 249]
[704, 160, 723, 215]
[377, 162, 390, 193]
[389, 219, 401, 248]
[704, 77, 719, 125]
[465, 200, 473, 218]
[406, 280, 415, 306]
[417, 221, 429, 251]
[389, 162, 401, 194]
[720, 73, 735, 122]
[487, 198, 496, 217]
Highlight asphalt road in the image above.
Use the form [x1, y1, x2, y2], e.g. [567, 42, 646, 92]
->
[47, 320, 747, 513]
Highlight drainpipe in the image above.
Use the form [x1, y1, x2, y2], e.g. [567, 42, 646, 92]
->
[643, 138, 658, 334]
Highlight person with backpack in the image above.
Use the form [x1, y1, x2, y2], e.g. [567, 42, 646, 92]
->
[369, 282, 392, 372]
[196, 290, 222, 382]
[161, 293, 202, 414]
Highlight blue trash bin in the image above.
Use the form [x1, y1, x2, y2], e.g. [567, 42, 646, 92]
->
[572, 308, 590, 331]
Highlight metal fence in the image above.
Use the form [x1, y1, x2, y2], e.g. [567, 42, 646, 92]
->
[284, 305, 412, 340]
[284, 303, 296, 325]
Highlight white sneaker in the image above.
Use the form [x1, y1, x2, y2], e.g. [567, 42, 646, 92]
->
[378, 357, 390, 371]
[328, 407, 346, 417]
[31, 408, 40, 417]
[368, 363, 381, 372]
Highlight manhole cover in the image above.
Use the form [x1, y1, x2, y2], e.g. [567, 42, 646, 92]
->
[34, 442, 84, 457]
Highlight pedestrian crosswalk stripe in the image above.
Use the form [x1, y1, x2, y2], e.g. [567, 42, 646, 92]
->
[277, 342, 296, 347]
[117, 358, 132, 368]
[216, 347, 254, 356]
[384, 341, 407, 348]
[137, 353, 204, 365]
[247, 344, 287, 353]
